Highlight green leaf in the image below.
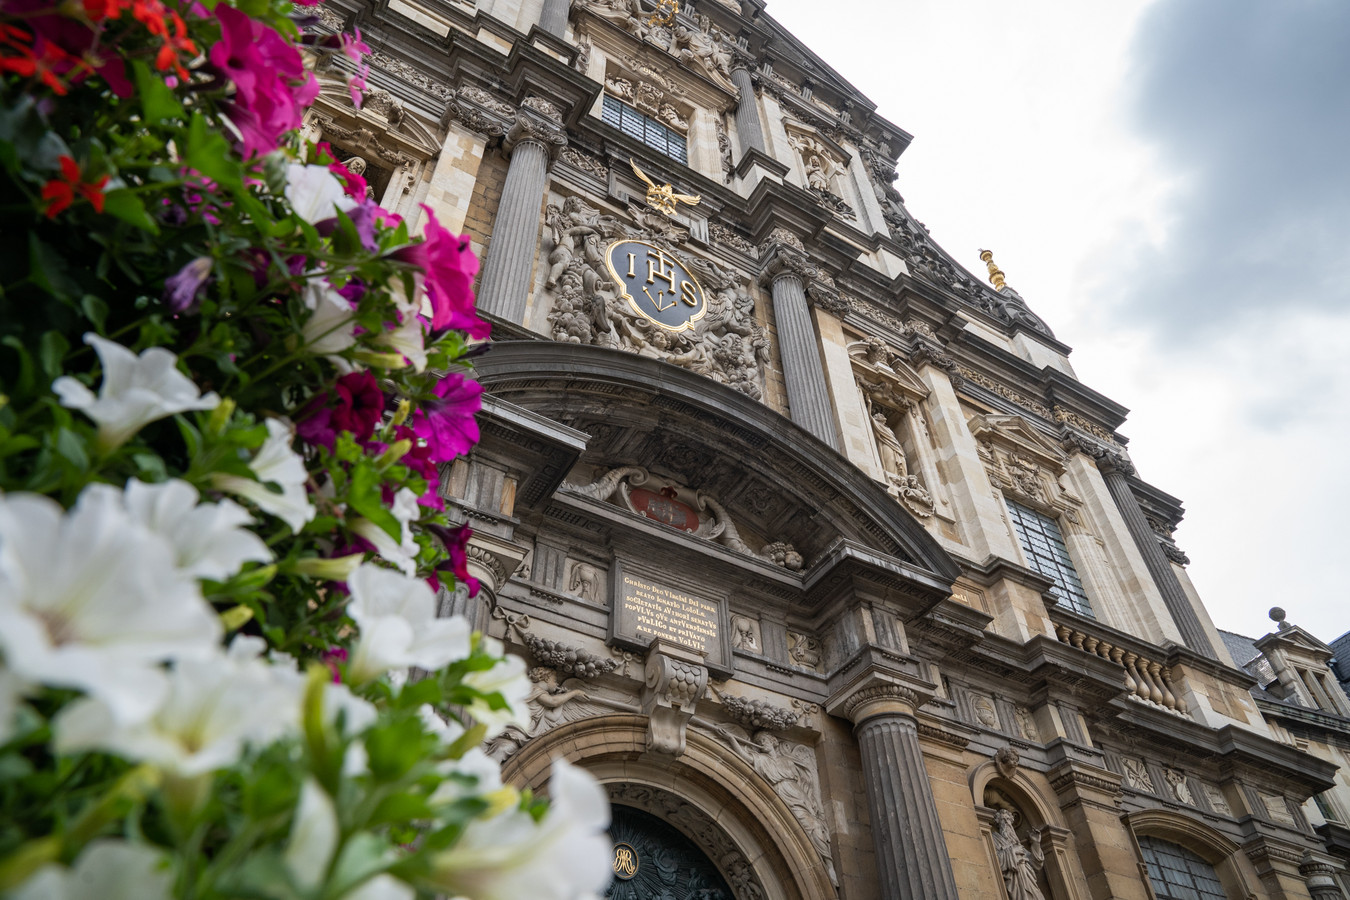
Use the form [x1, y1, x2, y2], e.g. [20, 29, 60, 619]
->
[102, 189, 160, 235]
[38, 331, 68, 382]
[80, 294, 109, 333]
[185, 113, 243, 193]
[28, 235, 81, 303]
[346, 462, 400, 541]
[131, 60, 184, 124]
[1, 337, 36, 395]
[54, 428, 88, 471]
[328, 834, 397, 898]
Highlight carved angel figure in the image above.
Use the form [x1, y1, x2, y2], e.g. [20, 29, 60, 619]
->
[993, 809, 1047, 900]
[485, 667, 594, 760]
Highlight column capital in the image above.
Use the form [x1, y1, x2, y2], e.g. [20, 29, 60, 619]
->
[442, 86, 515, 139]
[827, 669, 932, 725]
[758, 242, 815, 286]
[504, 107, 568, 159]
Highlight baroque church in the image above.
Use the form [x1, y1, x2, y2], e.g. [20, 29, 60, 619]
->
[304, 0, 1350, 896]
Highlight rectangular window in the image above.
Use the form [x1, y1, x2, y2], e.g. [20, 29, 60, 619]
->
[1004, 498, 1094, 618]
[602, 95, 688, 165]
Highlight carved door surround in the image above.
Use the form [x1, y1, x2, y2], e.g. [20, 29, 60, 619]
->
[505, 715, 838, 900]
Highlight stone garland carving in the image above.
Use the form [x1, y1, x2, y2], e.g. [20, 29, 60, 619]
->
[369, 51, 452, 99]
[1122, 758, 1155, 793]
[313, 6, 346, 30]
[558, 146, 609, 181]
[993, 808, 1048, 900]
[707, 222, 757, 257]
[606, 783, 768, 900]
[711, 725, 838, 887]
[1164, 768, 1194, 805]
[1052, 406, 1120, 447]
[717, 692, 800, 731]
[521, 95, 564, 122]
[540, 195, 772, 401]
[787, 631, 821, 670]
[498, 611, 621, 678]
[956, 366, 1054, 420]
[567, 465, 804, 570]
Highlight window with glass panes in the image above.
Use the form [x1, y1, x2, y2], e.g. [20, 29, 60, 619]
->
[1136, 836, 1227, 900]
[1004, 498, 1094, 617]
[601, 95, 688, 164]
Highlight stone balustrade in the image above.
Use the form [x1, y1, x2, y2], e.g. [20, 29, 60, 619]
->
[1052, 621, 1188, 715]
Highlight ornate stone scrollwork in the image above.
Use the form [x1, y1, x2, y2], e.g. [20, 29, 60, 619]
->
[505, 109, 568, 157]
[787, 631, 821, 670]
[643, 641, 709, 755]
[538, 195, 772, 400]
[442, 85, 514, 137]
[558, 146, 609, 181]
[707, 222, 757, 257]
[521, 95, 564, 122]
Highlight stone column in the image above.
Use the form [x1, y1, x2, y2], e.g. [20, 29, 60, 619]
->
[538, 0, 569, 38]
[1097, 455, 1216, 658]
[475, 111, 565, 324]
[1301, 852, 1350, 900]
[842, 684, 960, 900]
[730, 65, 766, 157]
[762, 248, 840, 449]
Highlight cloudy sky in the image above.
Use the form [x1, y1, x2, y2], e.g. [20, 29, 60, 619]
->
[763, 0, 1350, 642]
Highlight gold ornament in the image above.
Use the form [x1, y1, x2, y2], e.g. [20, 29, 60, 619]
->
[630, 158, 700, 217]
[646, 0, 677, 26]
[978, 248, 1006, 291]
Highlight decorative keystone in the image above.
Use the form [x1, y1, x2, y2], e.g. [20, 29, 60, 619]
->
[642, 638, 709, 756]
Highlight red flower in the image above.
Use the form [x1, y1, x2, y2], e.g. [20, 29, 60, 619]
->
[328, 159, 367, 201]
[297, 371, 385, 450]
[41, 156, 109, 218]
[412, 371, 482, 463]
[153, 9, 196, 80]
[394, 206, 488, 338]
[428, 523, 480, 597]
[209, 5, 318, 158]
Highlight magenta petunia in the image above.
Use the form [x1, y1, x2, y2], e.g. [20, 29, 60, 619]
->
[210, 5, 318, 158]
[427, 523, 479, 597]
[392, 424, 443, 510]
[412, 371, 482, 463]
[393, 206, 488, 339]
[297, 371, 385, 450]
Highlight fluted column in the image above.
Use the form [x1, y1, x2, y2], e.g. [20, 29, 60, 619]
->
[1099, 455, 1216, 658]
[844, 685, 960, 900]
[476, 112, 565, 324]
[538, 0, 569, 38]
[730, 65, 766, 157]
[762, 249, 839, 449]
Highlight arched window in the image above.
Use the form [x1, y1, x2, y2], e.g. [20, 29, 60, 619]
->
[1136, 835, 1226, 900]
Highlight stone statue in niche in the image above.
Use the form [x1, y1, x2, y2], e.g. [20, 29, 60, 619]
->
[992, 809, 1047, 900]
[871, 411, 909, 479]
[867, 405, 936, 518]
[803, 153, 831, 192]
[712, 726, 838, 888]
[541, 195, 771, 401]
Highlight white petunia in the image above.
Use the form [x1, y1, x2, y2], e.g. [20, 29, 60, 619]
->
[345, 564, 471, 682]
[0, 489, 220, 725]
[122, 479, 271, 581]
[343, 874, 414, 900]
[349, 488, 421, 575]
[0, 667, 25, 745]
[374, 302, 427, 373]
[53, 334, 220, 450]
[285, 163, 359, 225]
[462, 636, 530, 739]
[302, 281, 359, 356]
[53, 637, 302, 776]
[324, 681, 379, 735]
[211, 418, 316, 533]
[285, 778, 339, 892]
[12, 840, 173, 900]
[430, 759, 612, 900]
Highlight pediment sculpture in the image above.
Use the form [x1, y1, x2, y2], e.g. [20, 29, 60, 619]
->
[542, 194, 771, 401]
[566, 465, 803, 570]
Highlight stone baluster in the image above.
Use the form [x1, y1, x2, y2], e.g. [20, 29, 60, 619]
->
[1162, 669, 1187, 714]
[760, 247, 840, 450]
[1110, 646, 1136, 696]
[834, 682, 961, 900]
[476, 111, 566, 324]
[1096, 455, 1217, 658]
[1151, 662, 1177, 710]
[539, 0, 570, 37]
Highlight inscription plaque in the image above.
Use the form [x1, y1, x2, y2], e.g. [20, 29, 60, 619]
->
[620, 573, 719, 654]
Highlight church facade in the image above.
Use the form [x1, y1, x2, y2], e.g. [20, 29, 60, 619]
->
[304, 0, 1346, 896]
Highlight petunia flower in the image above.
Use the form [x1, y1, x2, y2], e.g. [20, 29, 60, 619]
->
[209, 5, 317, 158]
[461, 636, 530, 739]
[427, 523, 478, 596]
[284, 163, 359, 225]
[162, 257, 213, 314]
[301, 281, 359, 356]
[344, 563, 472, 683]
[392, 206, 488, 337]
[211, 419, 316, 533]
[412, 370, 483, 463]
[0, 489, 221, 726]
[350, 487, 421, 575]
[120, 479, 271, 581]
[11, 840, 174, 900]
[376, 302, 428, 372]
[53, 333, 220, 451]
[285, 779, 338, 892]
[298, 371, 384, 450]
[0, 668, 26, 746]
[54, 637, 302, 776]
[429, 758, 612, 900]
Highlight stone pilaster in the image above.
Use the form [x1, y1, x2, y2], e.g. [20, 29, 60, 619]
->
[538, 0, 569, 37]
[731, 65, 766, 156]
[761, 246, 840, 449]
[475, 110, 566, 324]
[830, 680, 960, 900]
[1301, 852, 1350, 900]
[1097, 454, 1216, 658]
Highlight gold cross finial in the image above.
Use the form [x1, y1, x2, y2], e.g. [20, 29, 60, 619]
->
[978, 249, 1006, 291]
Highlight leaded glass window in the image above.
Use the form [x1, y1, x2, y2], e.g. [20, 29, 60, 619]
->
[1004, 497, 1094, 617]
[601, 95, 688, 164]
[1137, 836, 1227, 900]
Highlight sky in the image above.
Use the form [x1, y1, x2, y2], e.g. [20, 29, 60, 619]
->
[760, 0, 1350, 642]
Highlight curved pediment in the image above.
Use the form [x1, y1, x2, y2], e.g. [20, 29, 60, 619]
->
[475, 340, 961, 591]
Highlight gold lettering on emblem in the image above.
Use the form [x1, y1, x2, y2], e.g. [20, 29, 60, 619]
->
[680, 280, 699, 307]
[626, 252, 636, 278]
[613, 843, 639, 879]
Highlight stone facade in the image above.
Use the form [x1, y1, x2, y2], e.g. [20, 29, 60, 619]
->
[308, 1, 1347, 896]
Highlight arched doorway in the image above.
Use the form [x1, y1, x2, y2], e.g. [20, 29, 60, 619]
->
[607, 805, 735, 899]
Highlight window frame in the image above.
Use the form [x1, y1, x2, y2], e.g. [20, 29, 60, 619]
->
[601, 95, 689, 165]
[1002, 496, 1094, 618]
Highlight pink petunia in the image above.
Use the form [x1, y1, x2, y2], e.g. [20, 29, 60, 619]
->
[393, 206, 488, 338]
[412, 371, 482, 463]
[210, 5, 319, 158]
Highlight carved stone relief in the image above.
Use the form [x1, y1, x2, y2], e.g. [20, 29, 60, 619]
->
[1164, 768, 1194, 805]
[716, 690, 799, 731]
[971, 693, 1000, 730]
[1261, 791, 1297, 826]
[787, 631, 822, 670]
[644, 643, 709, 755]
[730, 614, 760, 652]
[1013, 705, 1040, 742]
[1202, 783, 1232, 816]
[1122, 757, 1155, 793]
[709, 725, 838, 887]
[566, 560, 605, 602]
[539, 195, 772, 401]
[578, 2, 734, 91]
